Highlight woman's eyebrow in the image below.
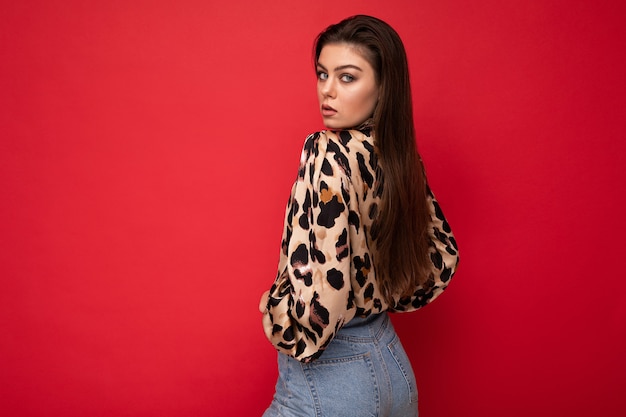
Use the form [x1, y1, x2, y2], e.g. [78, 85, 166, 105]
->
[333, 64, 363, 72]
[316, 62, 363, 72]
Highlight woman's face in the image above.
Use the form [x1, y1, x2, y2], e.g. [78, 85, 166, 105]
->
[316, 43, 379, 129]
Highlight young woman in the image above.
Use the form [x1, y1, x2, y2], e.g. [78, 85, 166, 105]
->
[259, 15, 459, 417]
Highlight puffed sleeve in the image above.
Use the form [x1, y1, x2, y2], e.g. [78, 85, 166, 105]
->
[391, 186, 460, 312]
[262, 132, 356, 363]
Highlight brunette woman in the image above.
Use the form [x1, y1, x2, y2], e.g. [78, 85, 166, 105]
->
[259, 15, 459, 417]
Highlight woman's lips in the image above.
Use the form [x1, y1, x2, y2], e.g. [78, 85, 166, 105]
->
[321, 105, 337, 117]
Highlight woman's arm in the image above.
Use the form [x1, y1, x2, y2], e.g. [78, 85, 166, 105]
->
[261, 132, 356, 363]
[392, 187, 460, 312]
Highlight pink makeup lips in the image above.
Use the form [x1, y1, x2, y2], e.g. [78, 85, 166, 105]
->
[321, 104, 337, 117]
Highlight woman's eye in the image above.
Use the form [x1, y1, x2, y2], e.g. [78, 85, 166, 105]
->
[340, 74, 355, 82]
[317, 71, 328, 81]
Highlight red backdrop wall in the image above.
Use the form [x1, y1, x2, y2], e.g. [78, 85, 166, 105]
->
[2, 1, 625, 416]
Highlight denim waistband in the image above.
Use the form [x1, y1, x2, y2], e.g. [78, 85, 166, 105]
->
[335, 312, 391, 342]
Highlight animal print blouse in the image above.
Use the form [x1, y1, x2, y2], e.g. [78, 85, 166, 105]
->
[262, 127, 459, 363]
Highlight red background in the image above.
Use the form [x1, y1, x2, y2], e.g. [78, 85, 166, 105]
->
[2, 1, 625, 416]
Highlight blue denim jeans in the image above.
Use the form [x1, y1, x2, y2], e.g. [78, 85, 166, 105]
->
[263, 312, 418, 417]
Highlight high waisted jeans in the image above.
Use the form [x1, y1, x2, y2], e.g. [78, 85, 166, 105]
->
[263, 312, 418, 417]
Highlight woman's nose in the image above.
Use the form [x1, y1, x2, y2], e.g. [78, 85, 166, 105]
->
[321, 79, 336, 98]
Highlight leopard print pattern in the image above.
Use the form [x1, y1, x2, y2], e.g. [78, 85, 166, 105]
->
[262, 128, 459, 362]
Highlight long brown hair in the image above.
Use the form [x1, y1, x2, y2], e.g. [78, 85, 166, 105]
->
[314, 15, 431, 304]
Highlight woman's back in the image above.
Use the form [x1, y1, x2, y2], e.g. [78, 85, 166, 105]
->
[262, 127, 457, 363]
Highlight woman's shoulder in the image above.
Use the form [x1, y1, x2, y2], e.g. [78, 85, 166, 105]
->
[299, 128, 377, 186]
[313, 127, 373, 142]
[303, 127, 375, 157]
